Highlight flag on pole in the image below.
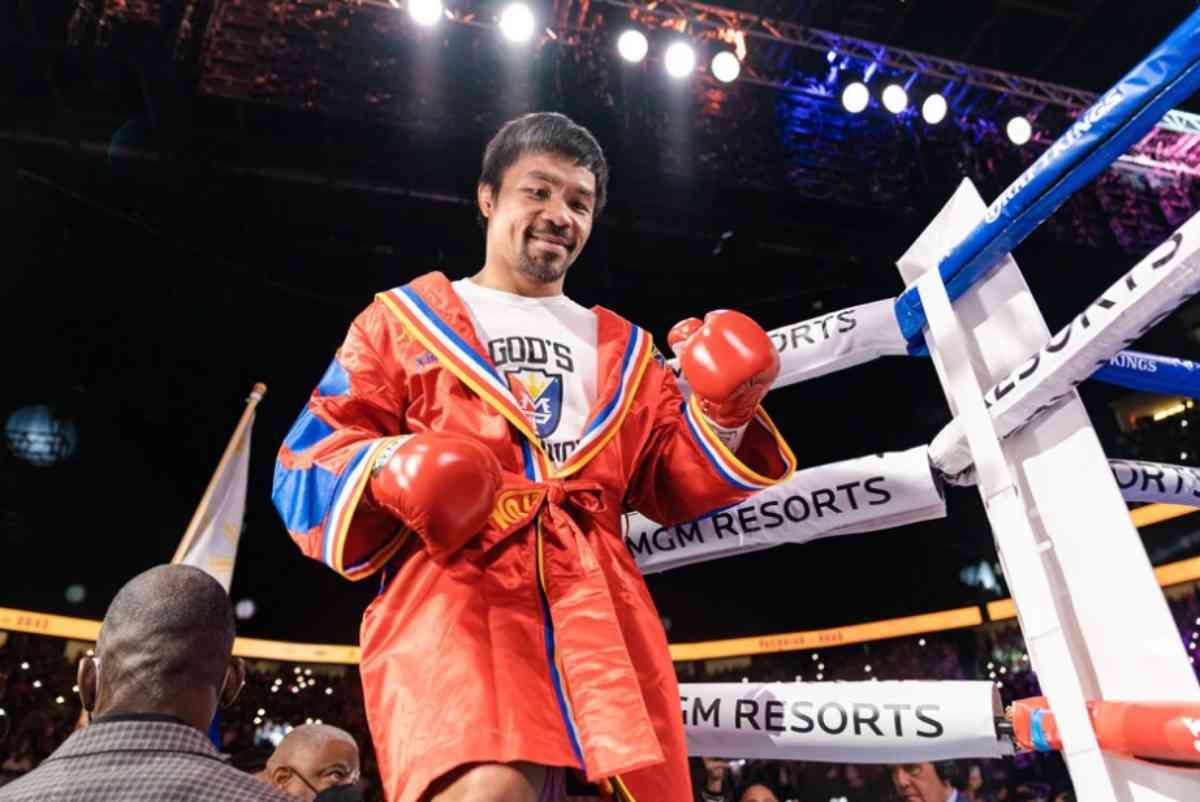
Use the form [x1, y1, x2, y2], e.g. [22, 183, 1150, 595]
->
[172, 384, 266, 592]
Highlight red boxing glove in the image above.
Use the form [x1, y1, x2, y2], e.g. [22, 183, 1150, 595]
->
[368, 433, 503, 560]
[668, 310, 780, 430]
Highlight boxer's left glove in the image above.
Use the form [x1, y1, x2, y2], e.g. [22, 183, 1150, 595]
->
[368, 433, 503, 561]
[669, 310, 780, 450]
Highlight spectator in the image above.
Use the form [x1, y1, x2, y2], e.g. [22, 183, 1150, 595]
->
[264, 723, 360, 800]
[737, 782, 780, 802]
[890, 761, 966, 802]
[0, 565, 293, 802]
[692, 757, 737, 802]
[962, 763, 985, 801]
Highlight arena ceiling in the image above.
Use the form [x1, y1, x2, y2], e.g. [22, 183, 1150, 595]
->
[5, 0, 1200, 645]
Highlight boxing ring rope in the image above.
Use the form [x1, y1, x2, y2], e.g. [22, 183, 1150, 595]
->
[671, 302, 1200, 403]
[625, 453, 1200, 575]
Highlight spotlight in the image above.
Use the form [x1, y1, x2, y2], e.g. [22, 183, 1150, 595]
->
[617, 29, 648, 63]
[841, 82, 869, 113]
[881, 84, 907, 114]
[1007, 116, 1032, 145]
[710, 51, 740, 83]
[408, 0, 442, 26]
[498, 3, 535, 43]
[664, 41, 696, 78]
[921, 93, 947, 124]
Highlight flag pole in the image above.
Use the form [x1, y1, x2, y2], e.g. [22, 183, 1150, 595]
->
[172, 383, 267, 565]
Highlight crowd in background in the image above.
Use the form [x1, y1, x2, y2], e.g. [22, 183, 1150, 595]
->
[7, 584, 1200, 800]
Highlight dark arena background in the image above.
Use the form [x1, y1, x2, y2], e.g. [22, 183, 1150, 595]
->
[6, 1, 1200, 800]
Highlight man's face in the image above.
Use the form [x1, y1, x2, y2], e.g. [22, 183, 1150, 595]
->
[279, 737, 360, 800]
[479, 151, 597, 286]
[891, 763, 949, 802]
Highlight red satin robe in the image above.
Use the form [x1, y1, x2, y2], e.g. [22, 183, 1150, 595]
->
[272, 272, 795, 802]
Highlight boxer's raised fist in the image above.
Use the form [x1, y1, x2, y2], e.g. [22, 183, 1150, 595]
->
[369, 433, 503, 560]
[668, 310, 779, 429]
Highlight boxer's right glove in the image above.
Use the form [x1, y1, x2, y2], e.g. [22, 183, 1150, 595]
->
[368, 433, 503, 561]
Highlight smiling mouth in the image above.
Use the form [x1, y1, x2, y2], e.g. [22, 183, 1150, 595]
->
[528, 232, 573, 252]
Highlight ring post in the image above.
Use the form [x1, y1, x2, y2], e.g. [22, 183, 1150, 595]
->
[900, 180, 1200, 800]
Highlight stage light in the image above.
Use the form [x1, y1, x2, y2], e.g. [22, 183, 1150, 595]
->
[664, 41, 696, 78]
[826, 49, 837, 63]
[408, 0, 442, 26]
[921, 93, 947, 124]
[711, 50, 740, 83]
[1007, 116, 1032, 145]
[5, 405, 77, 466]
[881, 84, 907, 114]
[617, 29, 648, 63]
[235, 599, 256, 620]
[841, 82, 869, 113]
[498, 3, 535, 43]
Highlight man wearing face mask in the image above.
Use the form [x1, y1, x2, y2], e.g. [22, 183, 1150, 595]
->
[274, 112, 795, 802]
[264, 724, 361, 801]
[0, 565, 292, 802]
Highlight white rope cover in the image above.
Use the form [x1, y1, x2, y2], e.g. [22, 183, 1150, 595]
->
[681, 680, 1011, 763]
[928, 210, 1200, 481]
[625, 447, 945, 574]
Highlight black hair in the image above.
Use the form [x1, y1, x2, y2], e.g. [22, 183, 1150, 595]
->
[477, 112, 609, 227]
[933, 760, 963, 789]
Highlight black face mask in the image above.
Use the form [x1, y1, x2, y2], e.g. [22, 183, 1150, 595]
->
[312, 784, 365, 802]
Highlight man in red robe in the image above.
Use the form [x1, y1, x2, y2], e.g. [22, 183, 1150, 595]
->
[273, 112, 795, 802]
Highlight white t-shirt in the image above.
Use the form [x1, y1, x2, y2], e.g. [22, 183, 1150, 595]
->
[453, 278, 598, 465]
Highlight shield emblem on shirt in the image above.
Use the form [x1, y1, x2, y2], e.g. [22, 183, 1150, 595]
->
[506, 368, 563, 439]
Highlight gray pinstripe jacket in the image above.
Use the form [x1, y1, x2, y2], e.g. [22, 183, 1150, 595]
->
[0, 717, 294, 802]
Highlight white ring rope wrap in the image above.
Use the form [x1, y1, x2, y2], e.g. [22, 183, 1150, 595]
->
[1110, 459, 1200, 505]
[668, 298, 909, 393]
[681, 680, 1011, 763]
[625, 446, 945, 574]
[928, 211, 1200, 481]
[624, 453, 1200, 577]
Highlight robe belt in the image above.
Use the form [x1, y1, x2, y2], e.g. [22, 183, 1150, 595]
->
[537, 480, 609, 579]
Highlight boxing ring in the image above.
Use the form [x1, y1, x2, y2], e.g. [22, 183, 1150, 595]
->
[632, 8, 1200, 798]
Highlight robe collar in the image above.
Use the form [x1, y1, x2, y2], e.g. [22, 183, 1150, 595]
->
[377, 272, 653, 481]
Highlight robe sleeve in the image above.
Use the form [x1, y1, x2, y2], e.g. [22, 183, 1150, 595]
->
[625, 348, 796, 527]
[272, 302, 412, 580]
